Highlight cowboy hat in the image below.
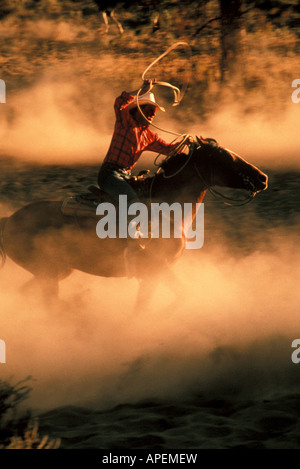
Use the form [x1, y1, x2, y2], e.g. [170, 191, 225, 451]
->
[128, 91, 165, 112]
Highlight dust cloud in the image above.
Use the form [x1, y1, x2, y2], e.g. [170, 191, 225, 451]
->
[158, 101, 300, 170]
[0, 73, 299, 168]
[0, 225, 299, 414]
[0, 78, 112, 164]
[190, 104, 300, 169]
[0, 71, 299, 416]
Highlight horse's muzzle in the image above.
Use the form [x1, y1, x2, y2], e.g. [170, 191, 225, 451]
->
[240, 170, 268, 193]
[257, 172, 268, 191]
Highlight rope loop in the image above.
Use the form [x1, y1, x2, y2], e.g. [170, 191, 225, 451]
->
[136, 41, 192, 137]
[142, 41, 191, 107]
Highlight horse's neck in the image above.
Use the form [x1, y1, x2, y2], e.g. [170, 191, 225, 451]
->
[149, 172, 207, 206]
[146, 173, 207, 235]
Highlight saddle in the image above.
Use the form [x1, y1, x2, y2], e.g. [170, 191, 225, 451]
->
[61, 170, 151, 218]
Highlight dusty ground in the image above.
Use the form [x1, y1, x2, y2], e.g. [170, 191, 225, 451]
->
[0, 1, 299, 450]
[0, 157, 299, 449]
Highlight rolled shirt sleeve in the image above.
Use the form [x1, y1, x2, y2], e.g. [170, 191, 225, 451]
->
[114, 91, 136, 128]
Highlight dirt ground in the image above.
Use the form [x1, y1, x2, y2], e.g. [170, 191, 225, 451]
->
[0, 1, 299, 449]
[0, 156, 299, 449]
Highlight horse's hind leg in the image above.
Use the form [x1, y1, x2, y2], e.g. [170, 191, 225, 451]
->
[20, 267, 72, 309]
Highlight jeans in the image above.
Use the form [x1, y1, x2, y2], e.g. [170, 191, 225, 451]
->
[98, 163, 139, 203]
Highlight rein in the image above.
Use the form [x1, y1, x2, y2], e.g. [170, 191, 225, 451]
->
[133, 42, 256, 206]
[193, 161, 255, 206]
[154, 134, 194, 178]
[147, 135, 194, 203]
[148, 141, 257, 207]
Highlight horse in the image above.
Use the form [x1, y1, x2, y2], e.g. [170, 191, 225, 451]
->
[0, 137, 268, 310]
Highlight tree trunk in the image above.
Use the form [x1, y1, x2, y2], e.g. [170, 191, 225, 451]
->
[219, 0, 243, 83]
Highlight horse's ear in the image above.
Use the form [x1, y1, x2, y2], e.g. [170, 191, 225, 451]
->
[207, 137, 218, 146]
[196, 136, 218, 147]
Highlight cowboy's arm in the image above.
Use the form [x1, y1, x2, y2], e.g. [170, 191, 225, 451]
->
[146, 134, 179, 156]
[114, 91, 136, 127]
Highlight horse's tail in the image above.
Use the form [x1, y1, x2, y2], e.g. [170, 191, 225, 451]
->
[0, 217, 8, 269]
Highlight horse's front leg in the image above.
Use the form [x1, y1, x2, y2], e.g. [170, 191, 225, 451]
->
[133, 265, 184, 315]
[19, 275, 60, 311]
[162, 264, 185, 298]
[133, 277, 158, 314]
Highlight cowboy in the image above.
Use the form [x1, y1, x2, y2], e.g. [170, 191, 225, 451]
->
[98, 80, 179, 204]
[97, 81, 184, 277]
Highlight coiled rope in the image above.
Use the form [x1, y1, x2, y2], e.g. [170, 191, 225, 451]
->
[135, 41, 195, 202]
[133, 43, 257, 208]
[135, 41, 192, 138]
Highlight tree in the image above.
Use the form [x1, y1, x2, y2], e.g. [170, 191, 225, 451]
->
[0, 0, 13, 20]
[219, 0, 243, 83]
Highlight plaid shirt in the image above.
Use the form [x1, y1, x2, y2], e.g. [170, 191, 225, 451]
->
[103, 91, 178, 170]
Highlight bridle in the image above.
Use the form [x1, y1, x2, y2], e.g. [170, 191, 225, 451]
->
[151, 140, 259, 207]
[192, 143, 258, 207]
[137, 42, 257, 206]
[193, 158, 256, 207]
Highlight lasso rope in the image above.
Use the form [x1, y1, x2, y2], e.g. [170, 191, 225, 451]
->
[132, 41, 194, 203]
[141, 41, 191, 107]
[154, 135, 195, 179]
[131, 43, 258, 208]
[135, 41, 192, 138]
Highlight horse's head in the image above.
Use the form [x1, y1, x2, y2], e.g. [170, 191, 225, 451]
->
[193, 137, 268, 195]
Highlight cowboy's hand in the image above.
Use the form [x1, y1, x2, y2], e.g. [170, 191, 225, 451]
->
[141, 79, 156, 94]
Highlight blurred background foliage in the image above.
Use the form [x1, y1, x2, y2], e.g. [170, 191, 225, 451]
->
[0, 0, 299, 120]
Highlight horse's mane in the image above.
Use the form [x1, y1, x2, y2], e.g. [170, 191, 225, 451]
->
[159, 136, 219, 176]
[159, 152, 189, 176]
